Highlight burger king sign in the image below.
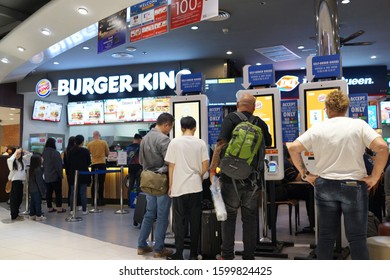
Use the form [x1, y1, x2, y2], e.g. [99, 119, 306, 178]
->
[36, 79, 52, 98]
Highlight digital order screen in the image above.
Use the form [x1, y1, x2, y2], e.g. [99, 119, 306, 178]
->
[172, 101, 201, 139]
[253, 95, 275, 148]
[304, 87, 339, 129]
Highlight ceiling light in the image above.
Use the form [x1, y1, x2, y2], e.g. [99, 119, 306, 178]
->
[226, 51, 233, 55]
[191, 26, 199, 30]
[259, 1, 267, 5]
[53, 61, 59, 65]
[82, 46, 90, 50]
[142, 51, 147, 55]
[126, 46, 137, 52]
[371, 55, 377, 59]
[297, 45, 305, 49]
[41, 28, 51, 36]
[300, 67, 306, 69]
[207, 10, 231, 21]
[17, 46, 26, 52]
[78, 7, 88, 15]
[111, 52, 134, 59]
[9, 118, 14, 121]
[256, 63, 262, 66]
[9, 113, 14, 116]
[1, 58, 9, 64]
[341, 0, 350, 4]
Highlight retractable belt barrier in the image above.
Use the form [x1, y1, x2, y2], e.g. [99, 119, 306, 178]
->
[66, 166, 128, 223]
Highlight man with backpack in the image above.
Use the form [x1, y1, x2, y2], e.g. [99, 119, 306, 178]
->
[126, 134, 142, 191]
[209, 93, 271, 260]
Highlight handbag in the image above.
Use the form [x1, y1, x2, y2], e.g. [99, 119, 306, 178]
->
[5, 180, 12, 193]
[140, 170, 168, 196]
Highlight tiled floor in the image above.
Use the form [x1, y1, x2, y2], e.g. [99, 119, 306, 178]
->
[0, 200, 315, 260]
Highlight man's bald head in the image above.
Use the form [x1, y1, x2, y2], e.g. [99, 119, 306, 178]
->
[237, 93, 256, 113]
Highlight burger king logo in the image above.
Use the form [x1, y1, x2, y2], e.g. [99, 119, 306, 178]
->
[276, 75, 300, 92]
[35, 79, 52, 98]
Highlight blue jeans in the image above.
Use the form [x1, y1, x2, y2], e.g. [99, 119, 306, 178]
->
[138, 193, 171, 252]
[70, 184, 87, 211]
[315, 177, 369, 260]
[220, 175, 259, 260]
[29, 191, 43, 217]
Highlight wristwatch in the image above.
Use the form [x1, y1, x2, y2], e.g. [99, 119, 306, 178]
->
[302, 170, 310, 180]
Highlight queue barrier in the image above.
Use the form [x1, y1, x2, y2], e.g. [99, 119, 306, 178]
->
[66, 166, 128, 223]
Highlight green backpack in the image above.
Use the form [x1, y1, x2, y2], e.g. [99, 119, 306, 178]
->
[220, 112, 264, 180]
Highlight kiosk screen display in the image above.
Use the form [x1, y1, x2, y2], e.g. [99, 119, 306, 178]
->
[104, 98, 143, 123]
[32, 100, 63, 122]
[304, 87, 340, 129]
[253, 94, 276, 148]
[380, 101, 390, 124]
[172, 100, 201, 139]
[368, 105, 378, 129]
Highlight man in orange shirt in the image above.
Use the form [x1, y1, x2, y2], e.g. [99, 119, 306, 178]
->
[87, 131, 109, 206]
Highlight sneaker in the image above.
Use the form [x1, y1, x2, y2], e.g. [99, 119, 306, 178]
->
[14, 216, 24, 221]
[154, 248, 173, 258]
[77, 206, 82, 211]
[137, 246, 153, 255]
[35, 216, 47, 221]
[82, 210, 89, 215]
[29, 215, 36, 221]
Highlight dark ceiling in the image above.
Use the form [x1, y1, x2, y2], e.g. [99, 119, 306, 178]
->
[0, 0, 389, 84]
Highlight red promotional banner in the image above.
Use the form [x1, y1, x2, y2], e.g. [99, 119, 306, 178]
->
[170, 0, 218, 30]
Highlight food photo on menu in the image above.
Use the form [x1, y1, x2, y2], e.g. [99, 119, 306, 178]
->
[142, 96, 170, 121]
[32, 100, 63, 122]
[104, 98, 143, 123]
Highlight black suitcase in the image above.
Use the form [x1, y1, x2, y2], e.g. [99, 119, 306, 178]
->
[133, 192, 147, 226]
[200, 209, 222, 259]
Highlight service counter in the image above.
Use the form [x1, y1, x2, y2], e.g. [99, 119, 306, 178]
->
[61, 166, 129, 204]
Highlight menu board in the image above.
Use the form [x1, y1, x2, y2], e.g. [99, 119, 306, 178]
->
[32, 100, 63, 122]
[143, 96, 170, 122]
[67, 100, 104, 125]
[104, 98, 143, 123]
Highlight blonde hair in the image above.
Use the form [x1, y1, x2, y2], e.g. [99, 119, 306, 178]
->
[325, 90, 349, 114]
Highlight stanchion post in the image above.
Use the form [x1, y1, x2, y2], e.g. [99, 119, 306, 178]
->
[66, 170, 82, 222]
[90, 171, 102, 213]
[115, 166, 129, 214]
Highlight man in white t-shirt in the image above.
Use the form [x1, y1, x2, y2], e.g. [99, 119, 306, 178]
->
[165, 116, 209, 260]
[288, 90, 388, 260]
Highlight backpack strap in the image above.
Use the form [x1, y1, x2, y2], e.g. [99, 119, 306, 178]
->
[233, 111, 248, 122]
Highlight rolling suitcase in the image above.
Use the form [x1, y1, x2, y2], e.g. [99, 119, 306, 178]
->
[133, 192, 147, 226]
[200, 209, 222, 259]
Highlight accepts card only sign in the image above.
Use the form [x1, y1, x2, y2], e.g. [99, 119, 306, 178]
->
[170, 0, 218, 30]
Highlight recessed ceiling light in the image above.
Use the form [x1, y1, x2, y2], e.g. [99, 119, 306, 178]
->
[78, 7, 88, 15]
[9, 113, 14, 116]
[53, 61, 59, 65]
[142, 51, 147, 55]
[17, 46, 26, 52]
[256, 63, 262, 66]
[191, 26, 199, 30]
[300, 67, 306, 69]
[41, 28, 51, 36]
[341, 0, 350, 4]
[371, 55, 377, 59]
[226, 51, 233, 55]
[111, 52, 134, 59]
[259, 1, 267, 5]
[1, 58, 9, 63]
[10, 108, 17, 110]
[126, 46, 137, 52]
[82, 46, 90, 50]
[297, 45, 305, 49]
[9, 118, 14, 121]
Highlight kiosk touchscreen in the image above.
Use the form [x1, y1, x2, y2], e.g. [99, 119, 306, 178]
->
[236, 88, 283, 181]
[298, 80, 349, 173]
[170, 94, 209, 144]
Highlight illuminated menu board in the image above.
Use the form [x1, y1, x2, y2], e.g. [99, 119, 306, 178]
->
[32, 100, 63, 122]
[104, 98, 143, 123]
[142, 96, 170, 122]
[67, 100, 104, 126]
[253, 95, 275, 148]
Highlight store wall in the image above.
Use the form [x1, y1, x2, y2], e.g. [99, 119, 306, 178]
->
[1, 124, 20, 147]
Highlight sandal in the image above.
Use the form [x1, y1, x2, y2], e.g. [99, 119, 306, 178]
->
[48, 209, 56, 213]
[57, 209, 67, 213]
